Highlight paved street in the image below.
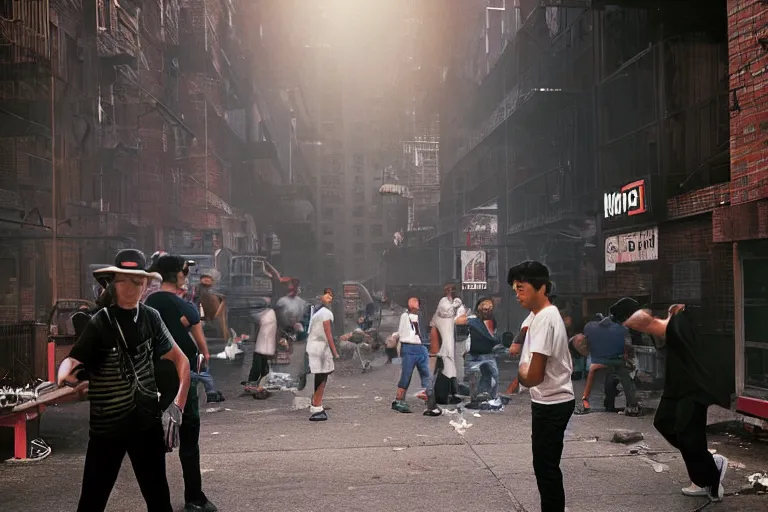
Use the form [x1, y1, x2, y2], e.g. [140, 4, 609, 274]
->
[1, 343, 767, 512]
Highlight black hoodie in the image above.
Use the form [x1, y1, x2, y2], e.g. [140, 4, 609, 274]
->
[663, 309, 730, 409]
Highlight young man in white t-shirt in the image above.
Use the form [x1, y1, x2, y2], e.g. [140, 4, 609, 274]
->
[509, 261, 574, 512]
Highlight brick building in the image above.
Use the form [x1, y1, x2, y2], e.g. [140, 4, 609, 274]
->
[720, 0, 768, 413]
[0, 0, 302, 323]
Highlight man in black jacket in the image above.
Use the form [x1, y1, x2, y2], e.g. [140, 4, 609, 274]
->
[622, 299, 730, 502]
[58, 249, 191, 512]
[146, 255, 217, 512]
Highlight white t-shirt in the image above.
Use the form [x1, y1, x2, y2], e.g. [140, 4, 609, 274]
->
[519, 305, 574, 404]
[398, 312, 423, 344]
[307, 307, 334, 344]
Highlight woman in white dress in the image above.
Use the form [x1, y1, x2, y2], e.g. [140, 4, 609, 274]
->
[306, 288, 339, 421]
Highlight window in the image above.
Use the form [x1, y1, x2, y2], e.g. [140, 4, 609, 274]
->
[353, 225, 363, 237]
[353, 205, 364, 217]
[371, 224, 383, 236]
[322, 224, 334, 236]
[744, 256, 768, 390]
[322, 207, 334, 219]
[353, 153, 364, 167]
[353, 243, 364, 255]
[354, 175, 363, 184]
[322, 242, 335, 254]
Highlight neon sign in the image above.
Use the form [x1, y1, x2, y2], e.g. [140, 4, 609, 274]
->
[604, 179, 647, 219]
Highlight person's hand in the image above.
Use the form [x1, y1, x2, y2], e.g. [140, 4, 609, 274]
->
[509, 343, 522, 356]
[333, 352, 340, 360]
[669, 304, 685, 316]
[162, 402, 183, 452]
[202, 350, 211, 368]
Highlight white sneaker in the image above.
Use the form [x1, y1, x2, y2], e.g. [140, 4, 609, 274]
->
[682, 483, 708, 497]
[708, 453, 728, 502]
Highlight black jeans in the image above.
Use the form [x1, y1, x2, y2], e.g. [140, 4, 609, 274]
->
[77, 423, 172, 512]
[653, 397, 719, 489]
[180, 382, 208, 505]
[531, 399, 575, 512]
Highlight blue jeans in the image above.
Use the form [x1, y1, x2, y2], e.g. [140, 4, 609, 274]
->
[398, 344, 432, 392]
[191, 371, 216, 395]
[465, 353, 499, 399]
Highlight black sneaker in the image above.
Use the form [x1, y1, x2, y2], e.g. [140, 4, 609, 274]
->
[423, 407, 442, 417]
[448, 395, 463, 405]
[309, 409, 328, 421]
[183, 500, 218, 512]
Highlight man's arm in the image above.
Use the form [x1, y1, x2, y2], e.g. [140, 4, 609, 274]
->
[455, 314, 469, 326]
[160, 343, 191, 409]
[509, 326, 529, 356]
[624, 308, 670, 338]
[429, 326, 440, 355]
[518, 352, 548, 388]
[323, 319, 339, 358]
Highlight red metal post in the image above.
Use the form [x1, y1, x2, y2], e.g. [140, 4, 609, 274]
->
[48, 341, 55, 383]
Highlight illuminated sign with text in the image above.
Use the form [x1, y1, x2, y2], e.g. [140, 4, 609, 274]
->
[604, 179, 647, 219]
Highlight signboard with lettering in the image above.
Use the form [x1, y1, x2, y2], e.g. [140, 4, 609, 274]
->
[605, 227, 658, 272]
[604, 179, 648, 219]
[461, 250, 487, 290]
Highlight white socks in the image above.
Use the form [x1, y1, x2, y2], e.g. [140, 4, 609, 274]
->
[310, 405, 324, 414]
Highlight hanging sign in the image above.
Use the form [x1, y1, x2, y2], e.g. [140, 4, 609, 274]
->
[461, 250, 487, 290]
[605, 227, 659, 271]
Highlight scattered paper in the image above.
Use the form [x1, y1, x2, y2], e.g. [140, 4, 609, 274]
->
[211, 432, 220, 435]
[205, 407, 224, 413]
[449, 418, 473, 435]
[393, 447, 406, 451]
[473, 413, 482, 418]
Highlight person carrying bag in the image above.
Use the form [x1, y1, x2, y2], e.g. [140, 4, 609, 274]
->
[57, 249, 191, 512]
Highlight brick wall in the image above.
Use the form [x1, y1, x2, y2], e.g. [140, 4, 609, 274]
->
[728, 0, 768, 205]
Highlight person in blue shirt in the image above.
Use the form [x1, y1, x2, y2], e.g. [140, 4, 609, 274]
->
[575, 312, 640, 417]
[456, 297, 501, 407]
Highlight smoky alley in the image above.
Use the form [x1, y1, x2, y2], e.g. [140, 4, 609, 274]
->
[2, 1, 768, 512]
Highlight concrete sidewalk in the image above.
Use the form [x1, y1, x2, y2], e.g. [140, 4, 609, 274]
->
[0, 353, 766, 512]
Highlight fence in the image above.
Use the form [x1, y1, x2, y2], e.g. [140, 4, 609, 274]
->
[0, 322, 48, 387]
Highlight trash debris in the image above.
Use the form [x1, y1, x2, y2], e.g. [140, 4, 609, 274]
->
[374, 396, 383, 401]
[747, 472, 768, 491]
[708, 448, 717, 454]
[291, 396, 311, 410]
[264, 372, 296, 390]
[730, 461, 746, 470]
[639, 456, 669, 473]
[204, 407, 225, 414]
[449, 418, 473, 435]
[393, 447, 406, 451]
[611, 431, 644, 444]
[473, 413, 482, 418]
[211, 432, 220, 435]
[583, 437, 598, 443]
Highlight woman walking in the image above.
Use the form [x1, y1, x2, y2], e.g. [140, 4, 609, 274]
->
[306, 288, 339, 421]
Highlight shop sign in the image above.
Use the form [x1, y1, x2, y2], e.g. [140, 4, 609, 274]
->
[461, 250, 487, 290]
[604, 179, 648, 219]
[605, 227, 658, 272]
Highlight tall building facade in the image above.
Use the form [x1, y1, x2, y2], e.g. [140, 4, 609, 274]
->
[0, 0, 299, 322]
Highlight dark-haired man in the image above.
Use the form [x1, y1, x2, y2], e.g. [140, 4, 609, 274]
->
[621, 300, 729, 502]
[145, 255, 216, 512]
[508, 260, 574, 512]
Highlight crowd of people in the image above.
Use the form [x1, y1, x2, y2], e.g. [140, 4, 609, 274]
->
[57, 248, 730, 512]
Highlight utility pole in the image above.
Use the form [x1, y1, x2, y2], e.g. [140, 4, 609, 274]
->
[204, 0, 209, 209]
[49, 0, 57, 305]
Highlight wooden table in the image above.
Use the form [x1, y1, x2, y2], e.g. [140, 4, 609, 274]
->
[0, 383, 88, 461]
